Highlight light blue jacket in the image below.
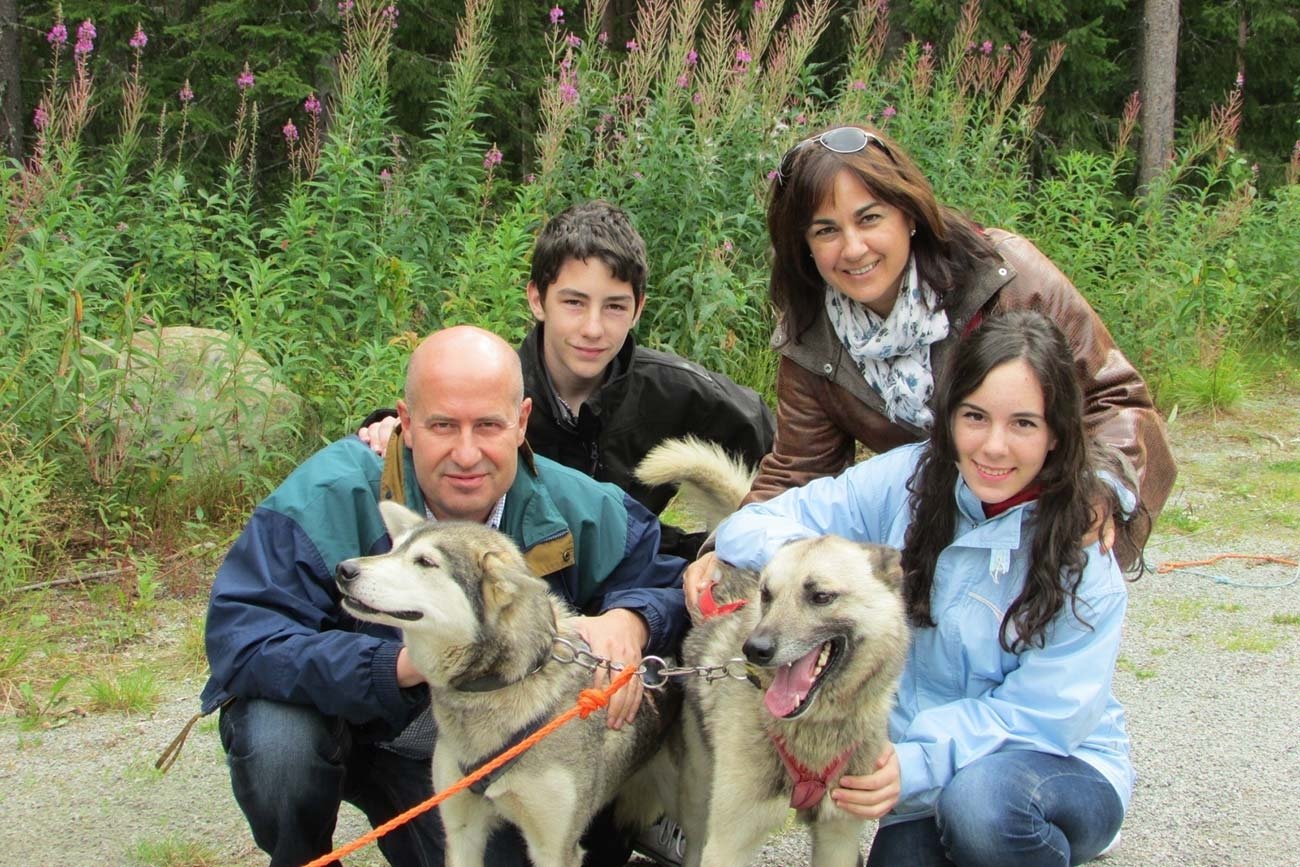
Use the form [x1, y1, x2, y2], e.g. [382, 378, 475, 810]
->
[715, 442, 1133, 823]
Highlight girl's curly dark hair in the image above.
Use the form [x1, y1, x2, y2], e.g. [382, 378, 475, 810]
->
[900, 310, 1118, 651]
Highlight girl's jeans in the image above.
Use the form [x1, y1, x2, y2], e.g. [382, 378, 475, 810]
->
[866, 750, 1124, 867]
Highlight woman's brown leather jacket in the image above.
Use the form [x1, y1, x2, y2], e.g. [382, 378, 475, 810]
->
[745, 229, 1177, 568]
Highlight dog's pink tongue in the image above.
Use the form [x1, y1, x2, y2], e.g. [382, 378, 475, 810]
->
[763, 645, 821, 718]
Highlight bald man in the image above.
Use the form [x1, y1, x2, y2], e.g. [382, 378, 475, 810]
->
[201, 326, 687, 867]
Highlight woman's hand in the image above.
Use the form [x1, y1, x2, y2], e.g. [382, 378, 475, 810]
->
[358, 415, 401, 458]
[832, 743, 900, 819]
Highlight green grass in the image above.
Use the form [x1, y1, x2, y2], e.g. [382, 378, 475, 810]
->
[88, 667, 161, 713]
[128, 835, 223, 867]
[1116, 656, 1158, 680]
[1156, 506, 1205, 534]
[1271, 613, 1300, 627]
[1149, 597, 1211, 623]
[1215, 628, 1282, 653]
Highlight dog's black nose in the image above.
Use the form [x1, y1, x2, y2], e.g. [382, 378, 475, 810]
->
[337, 559, 360, 587]
[743, 633, 776, 666]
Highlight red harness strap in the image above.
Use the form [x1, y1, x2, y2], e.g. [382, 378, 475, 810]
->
[769, 733, 859, 810]
[697, 581, 747, 619]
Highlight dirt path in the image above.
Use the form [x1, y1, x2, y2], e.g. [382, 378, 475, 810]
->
[1, 391, 1297, 866]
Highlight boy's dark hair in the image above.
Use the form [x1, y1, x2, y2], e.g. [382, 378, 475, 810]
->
[529, 200, 648, 301]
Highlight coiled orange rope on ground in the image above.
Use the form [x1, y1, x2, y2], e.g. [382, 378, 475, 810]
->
[1156, 553, 1297, 573]
[302, 664, 640, 867]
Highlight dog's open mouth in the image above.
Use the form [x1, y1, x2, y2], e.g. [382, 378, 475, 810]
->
[764, 637, 845, 719]
[341, 594, 423, 622]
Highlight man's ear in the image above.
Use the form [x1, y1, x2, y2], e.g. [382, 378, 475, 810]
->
[526, 282, 547, 321]
[516, 397, 532, 445]
[396, 400, 414, 449]
[630, 292, 647, 328]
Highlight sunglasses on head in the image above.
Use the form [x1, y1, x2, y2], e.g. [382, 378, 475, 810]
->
[774, 126, 892, 187]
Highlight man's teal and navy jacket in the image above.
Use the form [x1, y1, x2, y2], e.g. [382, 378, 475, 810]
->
[200, 436, 687, 739]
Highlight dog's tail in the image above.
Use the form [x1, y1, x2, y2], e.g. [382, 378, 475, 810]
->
[635, 436, 755, 531]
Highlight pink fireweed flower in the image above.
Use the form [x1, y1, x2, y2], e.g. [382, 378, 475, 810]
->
[882, 105, 897, 118]
[237, 64, 255, 91]
[129, 25, 147, 50]
[1236, 71, 1245, 88]
[686, 49, 698, 67]
[626, 39, 639, 52]
[754, 0, 766, 9]
[74, 20, 96, 54]
[922, 42, 933, 55]
[598, 31, 608, 45]
[47, 23, 68, 44]
[722, 240, 734, 252]
[382, 5, 399, 29]
[767, 169, 779, 181]
[851, 79, 866, 91]
[980, 40, 993, 55]
[380, 169, 392, 187]
[692, 91, 702, 104]
[559, 82, 579, 104]
[735, 47, 751, 64]
[483, 146, 503, 169]
[795, 113, 807, 125]
[304, 93, 321, 116]
[179, 81, 195, 104]
[566, 33, 581, 47]
[550, 6, 564, 25]
[33, 106, 49, 130]
[337, 0, 354, 14]
[676, 73, 689, 88]
[283, 119, 299, 142]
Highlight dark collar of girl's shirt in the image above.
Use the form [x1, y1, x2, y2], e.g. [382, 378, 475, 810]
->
[982, 482, 1043, 520]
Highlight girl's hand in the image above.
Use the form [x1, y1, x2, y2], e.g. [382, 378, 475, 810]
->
[683, 551, 719, 618]
[832, 743, 900, 819]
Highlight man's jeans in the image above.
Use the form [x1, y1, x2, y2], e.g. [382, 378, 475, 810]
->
[866, 751, 1124, 867]
[219, 698, 531, 867]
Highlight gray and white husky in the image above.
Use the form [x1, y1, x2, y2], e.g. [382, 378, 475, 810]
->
[336, 501, 671, 867]
[638, 437, 909, 867]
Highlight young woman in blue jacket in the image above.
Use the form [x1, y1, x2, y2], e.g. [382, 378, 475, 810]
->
[707, 309, 1132, 866]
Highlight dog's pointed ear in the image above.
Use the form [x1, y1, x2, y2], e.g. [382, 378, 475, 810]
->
[865, 542, 904, 591]
[480, 549, 548, 623]
[378, 500, 426, 543]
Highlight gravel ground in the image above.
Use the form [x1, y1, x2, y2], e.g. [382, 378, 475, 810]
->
[2, 400, 1297, 866]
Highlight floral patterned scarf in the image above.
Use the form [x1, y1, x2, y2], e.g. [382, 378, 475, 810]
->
[824, 256, 950, 431]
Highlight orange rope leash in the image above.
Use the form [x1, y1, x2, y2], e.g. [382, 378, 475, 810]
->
[1156, 553, 1297, 574]
[301, 664, 640, 867]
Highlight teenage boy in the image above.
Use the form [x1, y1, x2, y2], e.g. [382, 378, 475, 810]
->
[363, 200, 774, 562]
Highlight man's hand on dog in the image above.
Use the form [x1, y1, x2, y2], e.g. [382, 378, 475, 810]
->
[831, 744, 901, 819]
[395, 648, 426, 688]
[359, 415, 400, 457]
[574, 609, 649, 730]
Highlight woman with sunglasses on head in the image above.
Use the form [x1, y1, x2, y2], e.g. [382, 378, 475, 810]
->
[713, 310, 1133, 866]
[738, 124, 1174, 569]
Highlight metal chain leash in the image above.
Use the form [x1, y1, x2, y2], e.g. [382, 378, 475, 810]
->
[551, 636, 753, 690]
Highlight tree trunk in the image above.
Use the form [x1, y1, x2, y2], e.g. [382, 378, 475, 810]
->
[1138, 0, 1180, 187]
[0, 0, 21, 162]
